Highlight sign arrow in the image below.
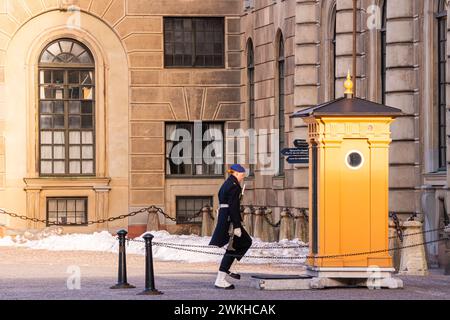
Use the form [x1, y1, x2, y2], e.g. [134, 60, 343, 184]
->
[286, 156, 309, 164]
[281, 148, 309, 157]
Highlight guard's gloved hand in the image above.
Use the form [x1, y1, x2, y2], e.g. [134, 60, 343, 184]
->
[233, 227, 242, 237]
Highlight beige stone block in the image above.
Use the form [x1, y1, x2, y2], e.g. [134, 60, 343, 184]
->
[399, 221, 428, 276]
[0, 15, 18, 36]
[295, 44, 318, 65]
[203, 87, 240, 120]
[386, 44, 414, 68]
[386, 68, 416, 92]
[89, 0, 111, 16]
[227, 17, 240, 33]
[6, 0, 31, 24]
[296, 2, 318, 24]
[294, 65, 318, 86]
[255, 42, 274, 65]
[127, 0, 241, 15]
[336, 0, 353, 11]
[295, 24, 318, 44]
[131, 87, 187, 120]
[123, 34, 163, 52]
[185, 87, 205, 120]
[131, 122, 163, 137]
[387, 0, 414, 19]
[131, 70, 160, 85]
[227, 34, 241, 51]
[129, 52, 163, 68]
[131, 156, 164, 171]
[387, 20, 414, 43]
[389, 190, 417, 212]
[131, 173, 164, 188]
[255, 61, 274, 82]
[60, 0, 91, 11]
[255, 5, 273, 28]
[227, 52, 241, 68]
[294, 85, 319, 107]
[216, 103, 242, 120]
[103, 0, 125, 26]
[254, 24, 275, 47]
[115, 16, 162, 38]
[255, 79, 274, 100]
[131, 104, 175, 121]
[42, 0, 59, 9]
[131, 138, 163, 154]
[389, 165, 419, 189]
[389, 141, 417, 164]
[0, 155, 4, 172]
[390, 116, 416, 140]
[385, 93, 415, 115]
[335, 33, 364, 56]
[131, 190, 164, 206]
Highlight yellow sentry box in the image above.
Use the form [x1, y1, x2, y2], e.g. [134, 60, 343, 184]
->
[292, 75, 403, 271]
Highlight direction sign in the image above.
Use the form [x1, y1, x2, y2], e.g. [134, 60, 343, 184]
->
[294, 139, 309, 148]
[281, 148, 309, 157]
[286, 156, 309, 164]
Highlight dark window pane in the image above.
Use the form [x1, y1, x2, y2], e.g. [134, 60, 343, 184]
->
[81, 102, 92, 114]
[69, 101, 81, 114]
[53, 71, 64, 84]
[54, 115, 65, 129]
[40, 116, 53, 129]
[69, 116, 81, 129]
[54, 101, 64, 114]
[40, 101, 53, 114]
[69, 71, 79, 84]
[69, 87, 80, 99]
[81, 116, 93, 129]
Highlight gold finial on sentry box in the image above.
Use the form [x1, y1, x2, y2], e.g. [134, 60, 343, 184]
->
[344, 70, 354, 98]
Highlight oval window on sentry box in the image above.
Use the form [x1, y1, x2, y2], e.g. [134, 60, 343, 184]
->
[345, 150, 364, 170]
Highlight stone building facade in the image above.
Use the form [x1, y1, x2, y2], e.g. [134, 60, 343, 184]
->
[0, 0, 448, 267]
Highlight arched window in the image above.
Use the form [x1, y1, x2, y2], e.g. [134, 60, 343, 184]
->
[380, 0, 387, 104]
[331, 6, 337, 99]
[247, 39, 255, 176]
[38, 39, 95, 176]
[437, 0, 447, 170]
[277, 34, 285, 176]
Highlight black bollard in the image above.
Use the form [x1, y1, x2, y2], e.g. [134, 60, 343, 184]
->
[138, 233, 163, 295]
[110, 229, 136, 289]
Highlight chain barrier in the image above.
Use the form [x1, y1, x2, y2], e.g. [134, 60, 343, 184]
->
[389, 212, 404, 242]
[127, 236, 446, 261]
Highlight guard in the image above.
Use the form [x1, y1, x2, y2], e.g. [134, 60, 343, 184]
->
[209, 164, 252, 289]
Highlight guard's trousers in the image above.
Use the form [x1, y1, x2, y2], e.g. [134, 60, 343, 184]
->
[219, 227, 252, 272]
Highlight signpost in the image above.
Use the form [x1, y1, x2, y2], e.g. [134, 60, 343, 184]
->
[281, 139, 309, 164]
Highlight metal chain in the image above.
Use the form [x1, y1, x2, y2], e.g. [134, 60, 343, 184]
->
[390, 212, 404, 242]
[130, 237, 446, 261]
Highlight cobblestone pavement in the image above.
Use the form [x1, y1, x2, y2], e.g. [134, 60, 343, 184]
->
[0, 247, 448, 300]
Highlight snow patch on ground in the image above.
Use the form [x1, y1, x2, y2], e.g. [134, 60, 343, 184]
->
[0, 231, 308, 265]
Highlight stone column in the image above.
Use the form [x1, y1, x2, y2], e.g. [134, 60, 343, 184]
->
[444, 225, 450, 275]
[261, 208, 276, 242]
[294, 208, 308, 243]
[25, 187, 41, 229]
[146, 207, 160, 232]
[279, 208, 294, 241]
[243, 206, 253, 236]
[94, 186, 110, 231]
[253, 207, 264, 240]
[399, 220, 428, 276]
[201, 205, 214, 237]
[388, 220, 401, 272]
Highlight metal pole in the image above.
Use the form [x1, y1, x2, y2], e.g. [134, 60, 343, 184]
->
[110, 229, 135, 289]
[353, 0, 357, 96]
[138, 233, 163, 295]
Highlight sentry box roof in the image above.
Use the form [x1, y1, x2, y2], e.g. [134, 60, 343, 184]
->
[290, 97, 403, 119]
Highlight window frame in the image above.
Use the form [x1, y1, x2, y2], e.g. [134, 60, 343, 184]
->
[437, 2, 447, 171]
[175, 196, 212, 225]
[165, 122, 225, 178]
[277, 35, 286, 177]
[247, 40, 256, 177]
[163, 17, 225, 69]
[46, 197, 88, 226]
[38, 39, 96, 177]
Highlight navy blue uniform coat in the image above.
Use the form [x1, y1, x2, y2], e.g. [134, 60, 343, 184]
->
[209, 175, 244, 248]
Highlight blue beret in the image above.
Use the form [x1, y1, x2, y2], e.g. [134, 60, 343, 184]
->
[230, 164, 246, 173]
